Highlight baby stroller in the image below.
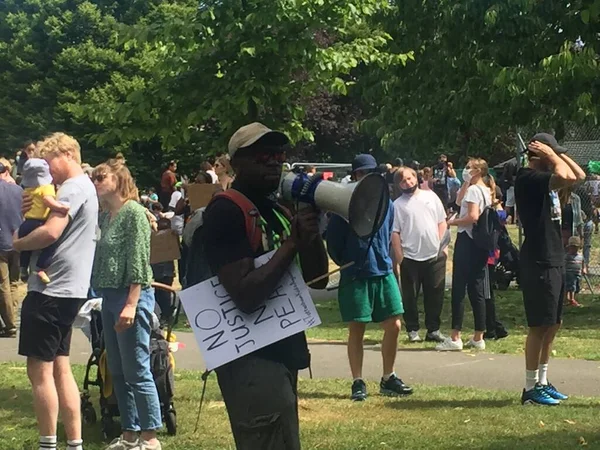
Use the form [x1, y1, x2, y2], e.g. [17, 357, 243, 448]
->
[494, 226, 521, 290]
[79, 282, 182, 439]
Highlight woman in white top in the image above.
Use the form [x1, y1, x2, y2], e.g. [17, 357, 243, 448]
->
[436, 158, 492, 351]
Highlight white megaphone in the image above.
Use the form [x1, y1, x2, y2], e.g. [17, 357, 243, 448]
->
[280, 172, 390, 238]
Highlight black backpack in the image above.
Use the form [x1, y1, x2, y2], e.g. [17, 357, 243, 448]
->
[149, 334, 174, 404]
[471, 186, 502, 251]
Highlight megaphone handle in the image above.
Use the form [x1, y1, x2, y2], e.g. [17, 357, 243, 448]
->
[296, 201, 312, 210]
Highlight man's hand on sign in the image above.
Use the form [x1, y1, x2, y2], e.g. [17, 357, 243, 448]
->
[291, 207, 320, 250]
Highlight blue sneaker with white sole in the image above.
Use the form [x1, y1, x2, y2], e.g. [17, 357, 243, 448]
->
[521, 384, 561, 406]
[541, 382, 568, 401]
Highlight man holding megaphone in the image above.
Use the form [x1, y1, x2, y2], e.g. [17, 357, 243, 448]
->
[327, 154, 413, 402]
[201, 122, 329, 450]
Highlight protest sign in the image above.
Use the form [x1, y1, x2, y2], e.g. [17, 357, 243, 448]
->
[187, 183, 220, 210]
[150, 230, 181, 264]
[178, 251, 321, 371]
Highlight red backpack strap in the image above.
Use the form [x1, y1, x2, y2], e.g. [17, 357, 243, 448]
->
[209, 190, 263, 253]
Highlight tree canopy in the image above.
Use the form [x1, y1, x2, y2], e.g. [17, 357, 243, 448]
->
[0, 0, 598, 181]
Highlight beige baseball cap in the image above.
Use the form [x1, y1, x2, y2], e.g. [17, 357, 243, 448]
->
[228, 122, 289, 158]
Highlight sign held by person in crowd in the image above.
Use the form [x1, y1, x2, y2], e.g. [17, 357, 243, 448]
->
[150, 230, 181, 264]
[179, 251, 321, 370]
[188, 183, 221, 210]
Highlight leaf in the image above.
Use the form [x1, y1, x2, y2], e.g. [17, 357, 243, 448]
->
[565, 419, 576, 425]
[579, 436, 588, 446]
[539, 421, 545, 428]
[581, 9, 590, 24]
[240, 47, 256, 57]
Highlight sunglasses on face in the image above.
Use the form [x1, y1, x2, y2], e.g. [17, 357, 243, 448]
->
[92, 173, 107, 183]
[254, 148, 287, 164]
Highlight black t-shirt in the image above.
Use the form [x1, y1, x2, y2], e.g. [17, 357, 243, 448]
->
[502, 160, 518, 188]
[561, 203, 573, 231]
[433, 162, 448, 187]
[201, 183, 310, 371]
[515, 168, 564, 266]
[385, 170, 395, 185]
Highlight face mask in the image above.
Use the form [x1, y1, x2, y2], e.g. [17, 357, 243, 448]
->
[401, 184, 418, 195]
[462, 168, 472, 183]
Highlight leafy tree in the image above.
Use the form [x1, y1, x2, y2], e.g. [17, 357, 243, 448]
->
[68, 0, 411, 160]
[0, 0, 167, 159]
[362, 0, 600, 166]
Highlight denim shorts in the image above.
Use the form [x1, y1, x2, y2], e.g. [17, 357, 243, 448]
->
[565, 272, 580, 294]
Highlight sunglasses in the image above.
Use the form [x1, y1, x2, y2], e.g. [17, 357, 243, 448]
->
[254, 149, 287, 164]
[92, 173, 107, 183]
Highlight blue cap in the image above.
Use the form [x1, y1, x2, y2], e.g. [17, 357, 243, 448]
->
[352, 154, 378, 173]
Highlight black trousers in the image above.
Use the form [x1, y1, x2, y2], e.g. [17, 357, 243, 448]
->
[154, 276, 174, 322]
[485, 264, 505, 334]
[217, 355, 300, 450]
[451, 232, 488, 332]
[400, 254, 447, 333]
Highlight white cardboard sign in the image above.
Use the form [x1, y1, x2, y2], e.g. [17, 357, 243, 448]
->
[178, 251, 321, 371]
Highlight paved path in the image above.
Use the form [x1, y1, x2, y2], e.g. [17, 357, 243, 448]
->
[2, 327, 600, 397]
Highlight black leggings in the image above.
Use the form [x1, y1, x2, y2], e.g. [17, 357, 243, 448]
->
[451, 232, 489, 332]
[485, 264, 506, 334]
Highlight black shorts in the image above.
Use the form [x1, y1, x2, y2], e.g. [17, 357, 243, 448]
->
[521, 262, 565, 328]
[18, 291, 83, 362]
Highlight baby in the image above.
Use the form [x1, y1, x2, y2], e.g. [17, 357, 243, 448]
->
[565, 236, 585, 308]
[19, 157, 69, 283]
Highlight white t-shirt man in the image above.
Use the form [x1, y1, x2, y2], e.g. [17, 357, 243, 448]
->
[393, 189, 446, 261]
[458, 184, 491, 238]
[206, 169, 218, 184]
[169, 190, 185, 235]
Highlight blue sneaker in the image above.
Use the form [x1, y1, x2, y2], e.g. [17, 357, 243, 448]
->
[521, 384, 561, 406]
[541, 382, 568, 401]
[351, 379, 367, 401]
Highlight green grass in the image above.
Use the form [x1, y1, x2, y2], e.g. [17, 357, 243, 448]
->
[1, 363, 599, 450]
[306, 291, 600, 360]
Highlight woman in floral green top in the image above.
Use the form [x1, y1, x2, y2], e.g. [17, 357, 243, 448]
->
[91, 160, 162, 450]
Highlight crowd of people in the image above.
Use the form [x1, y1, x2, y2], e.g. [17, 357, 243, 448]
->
[0, 123, 595, 450]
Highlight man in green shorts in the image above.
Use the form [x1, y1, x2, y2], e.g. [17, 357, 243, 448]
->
[327, 154, 413, 401]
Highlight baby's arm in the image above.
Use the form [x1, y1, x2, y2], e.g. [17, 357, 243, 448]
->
[43, 196, 70, 215]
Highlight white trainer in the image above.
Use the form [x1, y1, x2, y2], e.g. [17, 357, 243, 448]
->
[464, 338, 486, 350]
[408, 331, 422, 343]
[435, 338, 463, 351]
[105, 437, 141, 450]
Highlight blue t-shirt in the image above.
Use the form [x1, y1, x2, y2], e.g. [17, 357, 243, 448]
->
[0, 180, 23, 252]
[326, 200, 394, 279]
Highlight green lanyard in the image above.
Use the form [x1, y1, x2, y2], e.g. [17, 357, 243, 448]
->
[259, 210, 300, 266]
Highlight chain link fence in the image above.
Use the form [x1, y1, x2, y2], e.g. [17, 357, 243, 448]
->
[516, 125, 600, 294]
